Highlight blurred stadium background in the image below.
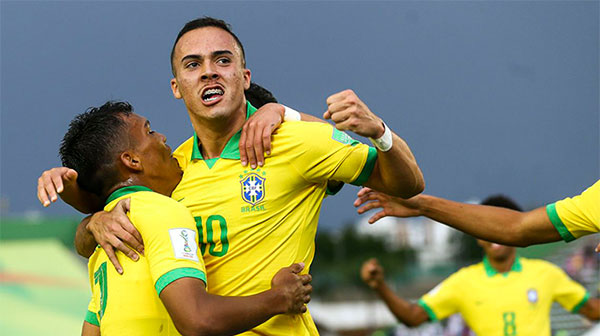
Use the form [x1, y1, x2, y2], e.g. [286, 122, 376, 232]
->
[1, 1, 598, 335]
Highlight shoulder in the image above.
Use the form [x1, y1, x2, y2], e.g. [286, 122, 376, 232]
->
[274, 121, 361, 149]
[522, 258, 563, 274]
[173, 136, 195, 169]
[129, 192, 192, 223]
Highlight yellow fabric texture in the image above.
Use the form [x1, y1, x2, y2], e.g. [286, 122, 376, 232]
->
[87, 191, 206, 335]
[552, 179, 600, 240]
[172, 120, 374, 336]
[419, 258, 587, 336]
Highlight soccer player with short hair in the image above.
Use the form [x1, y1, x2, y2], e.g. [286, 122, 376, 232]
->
[360, 196, 599, 336]
[38, 17, 424, 336]
[355, 180, 599, 248]
[61, 101, 313, 336]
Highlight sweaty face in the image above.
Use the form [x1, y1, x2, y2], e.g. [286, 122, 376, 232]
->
[170, 27, 251, 122]
[126, 113, 183, 196]
[477, 240, 516, 262]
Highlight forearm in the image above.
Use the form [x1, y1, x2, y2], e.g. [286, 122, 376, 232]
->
[374, 282, 428, 327]
[74, 216, 97, 258]
[366, 132, 424, 198]
[417, 196, 560, 246]
[195, 291, 283, 335]
[60, 187, 103, 214]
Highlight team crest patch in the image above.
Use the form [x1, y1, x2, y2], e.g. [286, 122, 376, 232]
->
[169, 228, 199, 262]
[240, 172, 266, 206]
[527, 288, 538, 303]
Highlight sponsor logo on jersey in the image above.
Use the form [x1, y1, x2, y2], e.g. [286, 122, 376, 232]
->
[169, 228, 199, 261]
[240, 171, 266, 206]
[527, 288, 538, 304]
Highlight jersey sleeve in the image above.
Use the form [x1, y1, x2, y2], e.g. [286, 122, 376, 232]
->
[286, 122, 378, 186]
[130, 195, 207, 296]
[84, 297, 100, 327]
[418, 272, 462, 321]
[546, 180, 600, 242]
[548, 264, 589, 313]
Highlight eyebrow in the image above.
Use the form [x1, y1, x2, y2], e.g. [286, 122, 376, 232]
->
[180, 50, 234, 64]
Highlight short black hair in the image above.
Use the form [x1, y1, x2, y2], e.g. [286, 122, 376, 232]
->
[481, 194, 522, 211]
[245, 82, 277, 108]
[170, 16, 246, 75]
[59, 101, 133, 197]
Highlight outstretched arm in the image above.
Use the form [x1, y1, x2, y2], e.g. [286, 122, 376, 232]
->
[578, 298, 600, 321]
[161, 263, 312, 336]
[355, 188, 561, 247]
[361, 258, 429, 327]
[324, 90, 424, 198]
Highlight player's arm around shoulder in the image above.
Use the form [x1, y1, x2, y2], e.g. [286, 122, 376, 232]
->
[323, 89, 424, 198]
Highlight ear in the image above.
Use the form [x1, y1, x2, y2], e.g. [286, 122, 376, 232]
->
[171, 78, 182, 99]
[242, 68, 251, 90]
[120, 152, 143, 172]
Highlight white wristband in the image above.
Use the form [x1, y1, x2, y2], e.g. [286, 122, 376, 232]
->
[369, 122, 393, 152]
[283, 105, 301, 121]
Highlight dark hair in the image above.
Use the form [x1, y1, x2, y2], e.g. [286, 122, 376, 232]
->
[245, 82, 277, 108]
[170, 16, 246, 75]
[480, 195, 522, 211]
[59, 101, 133, 197]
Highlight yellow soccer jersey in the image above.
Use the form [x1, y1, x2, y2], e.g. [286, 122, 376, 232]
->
[418, 257, 589, 336]
[546, 179, 600, 242]
[84, 186, 206, 335]
[172, 102, 377, 336]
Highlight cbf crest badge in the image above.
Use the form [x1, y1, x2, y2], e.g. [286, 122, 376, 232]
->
[240, 172, 266, 205]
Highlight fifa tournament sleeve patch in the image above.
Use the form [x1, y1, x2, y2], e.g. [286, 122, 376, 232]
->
[331, 128, 360, 146]
[168, 228, 199, 262]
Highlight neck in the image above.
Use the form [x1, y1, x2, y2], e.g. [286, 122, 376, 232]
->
[189, 103, 246, 159]
[487, 253, 516, 273]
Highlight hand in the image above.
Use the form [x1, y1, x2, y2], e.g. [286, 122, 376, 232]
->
[37, 167, 78, 207]
[354, 187, 422, 224]
[270, 262, 312, 314]
[361, 258, 385, 289]
[86, 198, 144, 274]
[239, 103, 284, 169]
[323, 89, 385, 139]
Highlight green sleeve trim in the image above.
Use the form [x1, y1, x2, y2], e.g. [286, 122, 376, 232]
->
[546, 203, 576, 242]
[351, 147, 378, 186]
[325, 181, 345, 196]
[84, 310, 100, 327]
[155, 267, 207, 296]
[571, 292, 590, 313]
[417, 298, 438, 322]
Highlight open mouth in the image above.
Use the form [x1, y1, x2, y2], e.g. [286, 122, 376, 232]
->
[201, 86, 224, 105]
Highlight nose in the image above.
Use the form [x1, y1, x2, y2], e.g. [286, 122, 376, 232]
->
[201, 63, 219, 81]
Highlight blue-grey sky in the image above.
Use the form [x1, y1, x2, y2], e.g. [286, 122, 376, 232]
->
[1, 1, 598, 229]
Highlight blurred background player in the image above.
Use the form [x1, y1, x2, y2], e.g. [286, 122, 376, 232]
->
[61, 101, 313, 336]
[355, 180, 599, 249]
[360, 195, 599, 336]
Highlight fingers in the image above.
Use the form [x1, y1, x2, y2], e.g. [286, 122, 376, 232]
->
[595, 242, 600, 253]
[51, 173, 65, 194]
[299, 274, 312, 285]
[261, 124, 273, 156]
[101, 244, 123, 275]
[356, 200, 382, 214]
[243, 124, 258, 169]
[239, 124, 249, 167]
[37, 179, 51, 207]
[251, 125, 265, 168]
[326, 89, 353, 106]
[289, 262, 305, 274]
[357, 187, 374, 198]
[120, 220, 144, 255]
[322, 110, 331, 120]
[369, 211, 388, 224]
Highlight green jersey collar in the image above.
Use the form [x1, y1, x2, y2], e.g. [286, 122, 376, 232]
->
[191, 102, 258, 161]
[105, 186, 153, 205]
[483, 255, 522, 278]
